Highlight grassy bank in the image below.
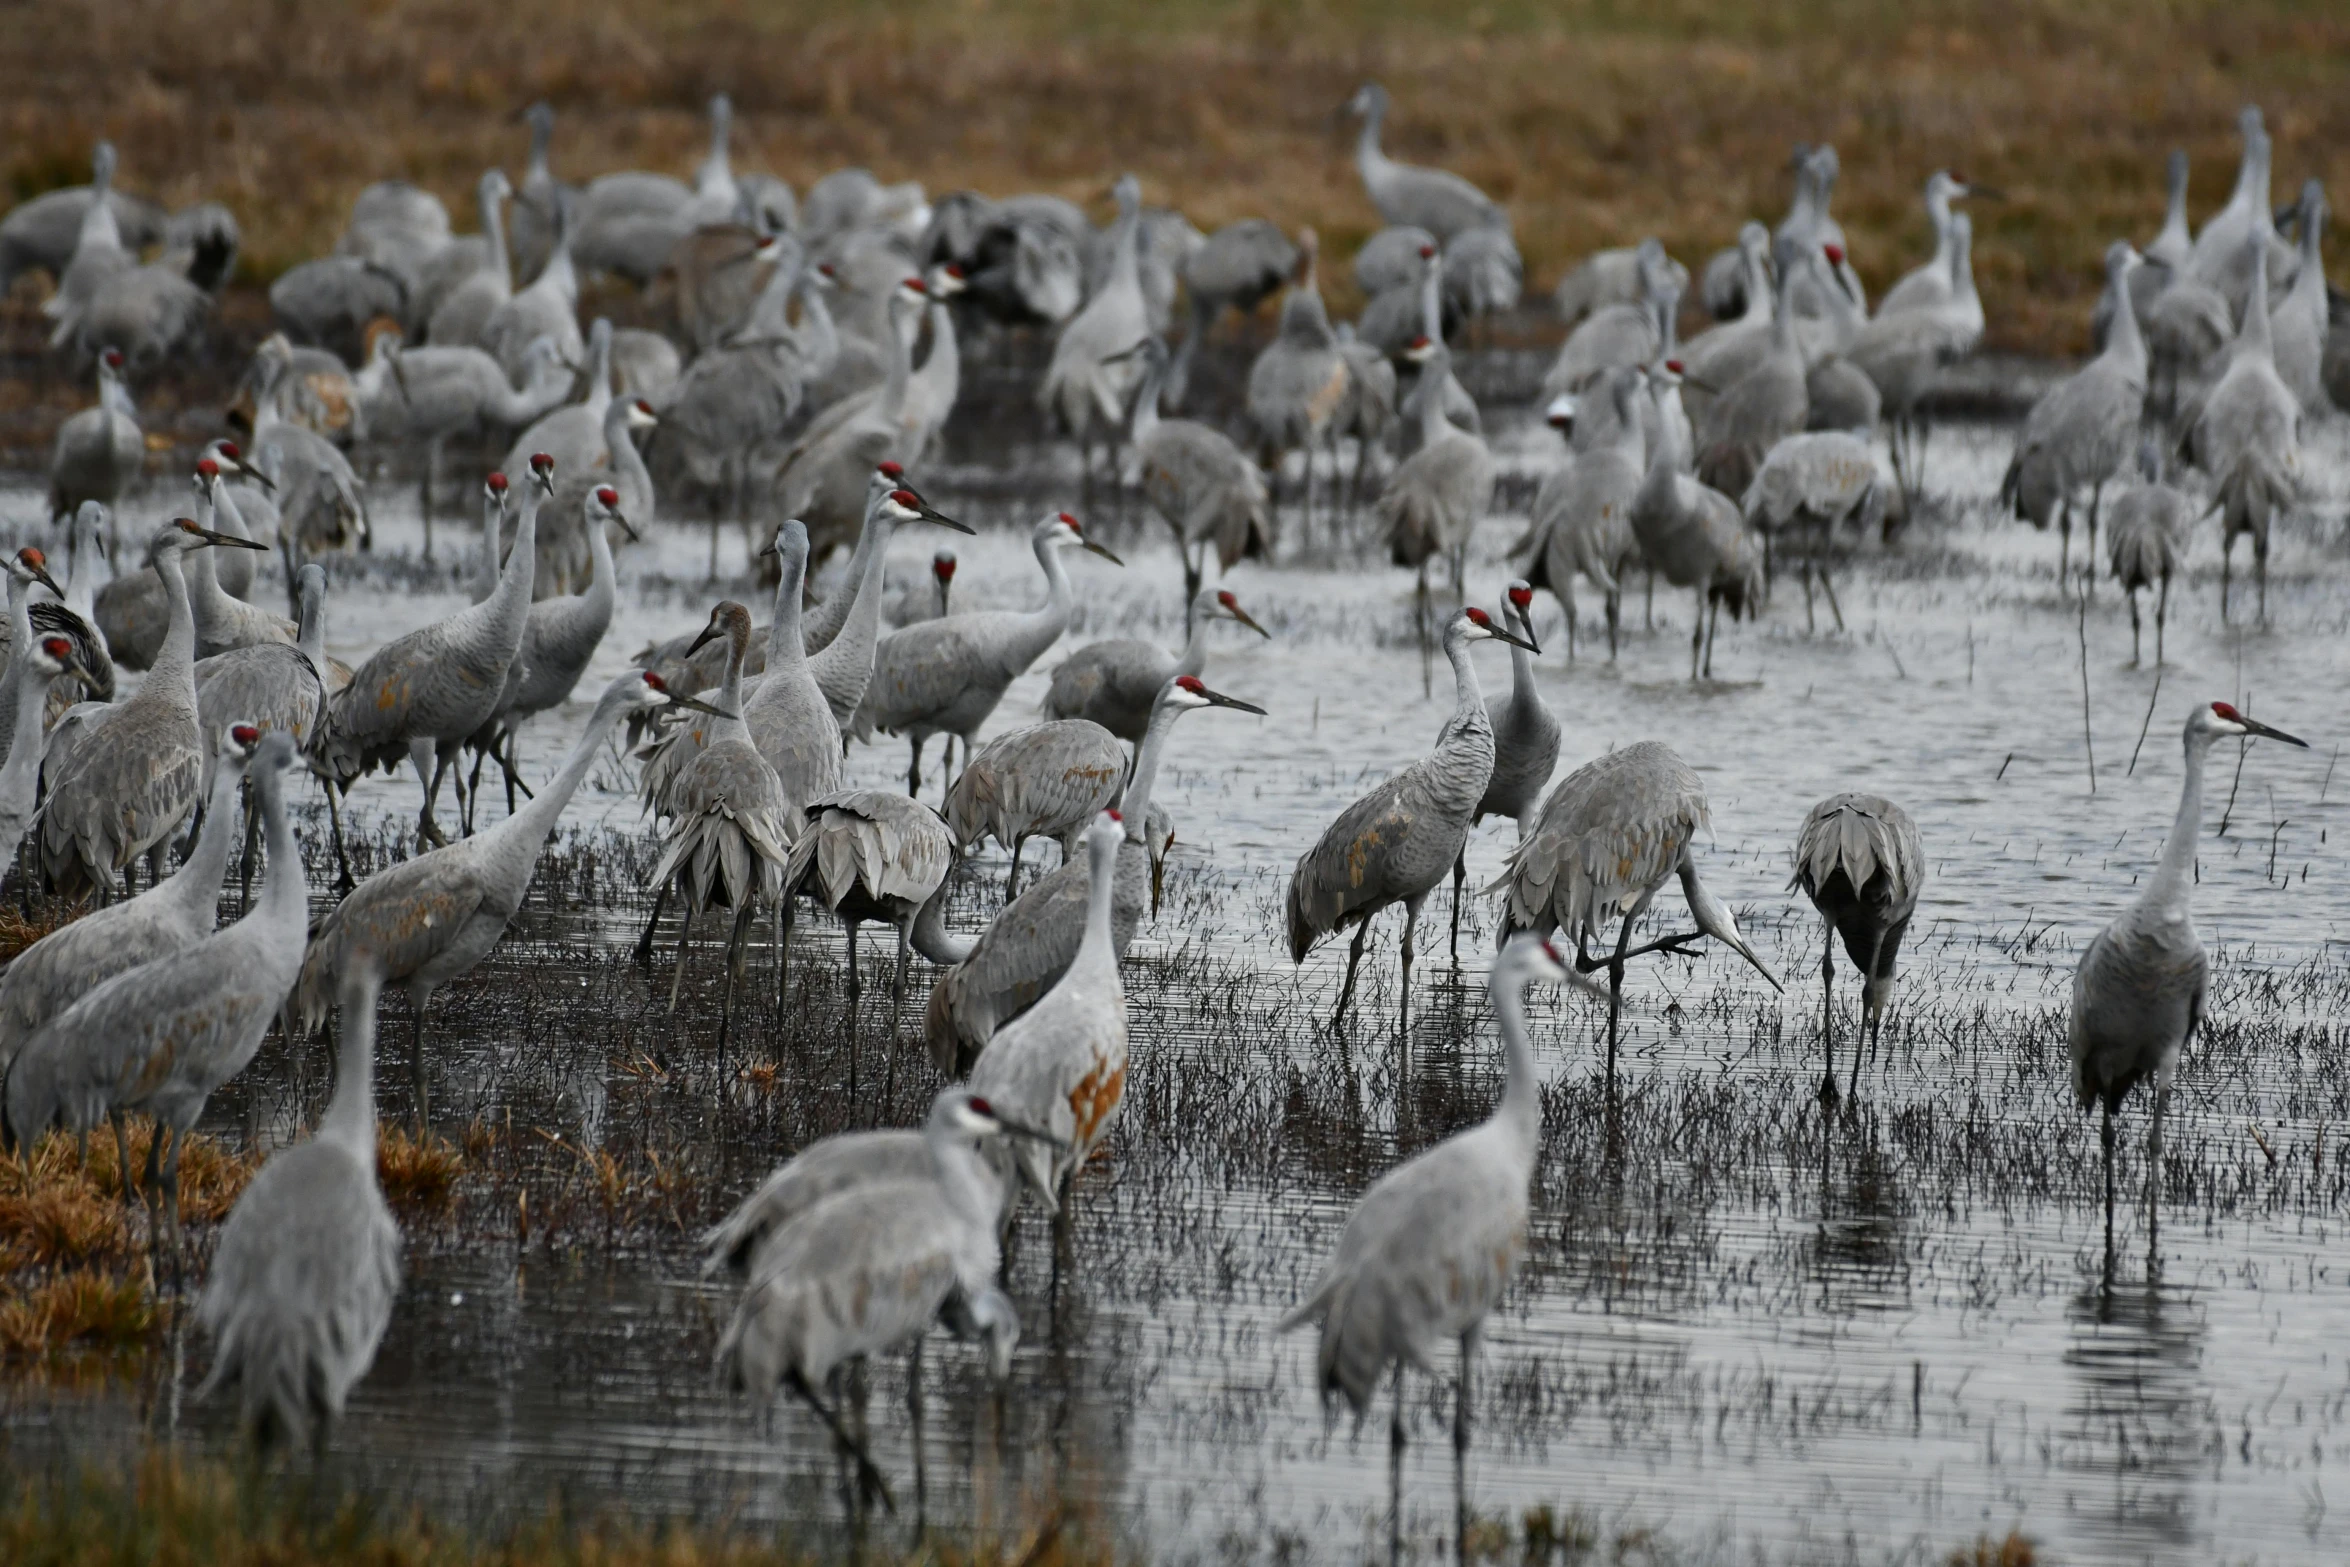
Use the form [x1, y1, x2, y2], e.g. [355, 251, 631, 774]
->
[2, 1, 2345, 355]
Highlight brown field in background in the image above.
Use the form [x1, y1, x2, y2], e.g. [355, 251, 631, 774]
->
[1, 0, 2346, 357]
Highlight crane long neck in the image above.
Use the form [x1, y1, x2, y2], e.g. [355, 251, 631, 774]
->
[2161, 165, 2191, 245]
[147, 549, 198, 700]
[1418, 260, 1443, 342]
[1355, 104, 1387, 178]
[805, 511, 894, 681]
[2238, 244, 2274, 361]
[2102, 263, 2147, 374]
[1442, 629, 1488, 740]
[250, 755, 305, 934]
[917, 297, 958, 390]
[491, 490, 540, 627]
[579, 503, 618, 618]
[170, 759, 249, 916]
[880, 303, 915, 418]
[1030, 533, 1075, 630]
[3, 647, 53, 783]
[481, 181, 511, 284]
[318, 977, 382, 1154]
[790, 277, 838, 368]
[1076, 828, 1119, 968]
[909, 883, 974, 966]
[1109, 201, 1141, 290]
[1172, 609, 1211, 679]
[927, 1126, 1001, 1233]
[1130, 353, 1164, 444]
[1492, 958, 1543, 1152]
[296, 583, 326, 670]
[1504, 616, 1536, 707]
[1120, 699, 1185, 837]
[476, 501, 505, 603]
[766, 545, 811, 671]
[804, 502, 889, 653]
[495, 683, 633, 854]
[3, 573, 32, 688]
[2147, 731, 2211, 908]
[1925, 184, 1954, 250]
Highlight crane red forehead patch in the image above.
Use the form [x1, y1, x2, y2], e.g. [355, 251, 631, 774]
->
[20, 548, 44, 568]
[643, 672, 668, 692]
[935, 557, 955, 576]
[231, 724, 261, 746]
[1823, 243, 1845, 264]
[878, 461, 904, 479]
[102, 348, 123, 368]
[1665, 359, 1685, 374]
[1176, 675, 1207, 693]
[40, 637, 72, 660]
[217, 440, 241, 460]
[2211, 701, 2242, 721]
[890, 489, 921, 507]
[1217, 590, 1238, 607]
[1105, 808, 1122, 822]
[196, 458, 219, 478]
[486, 472, 508, 491]
[1507, 585, 1533, 608]
[1465, 606, 1493, 626]
[1408, 334, 1432, 351]
[595, 486, 619, 506]
[634, 399, 653, 414]
[530, 452, 554, 470]
[967, 1095, 994, 1117]
[1058, 512, 1080, 529]
[1418, 243, 1436, 259]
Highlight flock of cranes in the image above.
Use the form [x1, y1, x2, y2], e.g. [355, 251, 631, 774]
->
[0, 78, 2334, 1558]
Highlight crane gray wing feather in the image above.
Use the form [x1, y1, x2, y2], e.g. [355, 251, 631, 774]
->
[1493, 741, 1706, 935]
[296, 855, 490, 1030]
[789, 790, 953, 911]
[700, 1128, 932, 1277]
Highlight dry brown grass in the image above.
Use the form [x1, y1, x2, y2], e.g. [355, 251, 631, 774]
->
[376, 1125, 465, 1215]
[2, 1, 2346, 355]
[1947, 1532, 2037, 1567]
[0, 899, 90, 966]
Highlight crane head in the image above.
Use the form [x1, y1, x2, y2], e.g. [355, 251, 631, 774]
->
[222, 722, 264, 760]
[1403, 334, 1437, 365]
[528, 452, 556, 493]
[1047, 512, 1123, 565]
[194, 457, 220, 486]
[2202, 702, 2308, 749]
[932, 549, 956, 581]
[929, 263, 968, 298]
[636, 669, 727, 720]
[882, 487, 974, 535]
[168, 516, 267, 553]
[877, 461, 904, 481]
[100, 348, 125, 373]
[947, 1091, 1064, 1148]
[627, 400, 658, 432]
[13, 548, 61, 598]
[1210, 590, 1270, 639]
[1506, 581, 1534, 616]
[37, 635, 95, 693]
[1461, 605, 1539, 656]
[1166, 674, 1266, 716]
[592, 485, 638, 542]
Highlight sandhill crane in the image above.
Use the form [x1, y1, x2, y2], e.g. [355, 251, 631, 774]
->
[188, 459, 298, 659]
[2143, 150, 2194, 276]
[744, 520, 845, 815]
[2184, 232, 2302, 623]
[968, 811, 1129, 1233]
[2186, 108, 2289, 310]
[1799, 244, 1884, 434]
[300, 670, 707, 1130]
[1697, 240, 1807, 497]
[1632, 417, 1764, 679]
[886, 549, 955, 627]
[196, 952, 400, 1452]
[465, 486, 639, 824]
[1288, 608, 1534, 1029]
[1041, 176, 1148, 498]
[313, 460, 544, 858]
[1492, 740, 1780, 1076]
[774, 278, 928, 565]
[1245, 230, 1351, 526]
[1356, 229, 1440, 354]
[44, 144, 130, 350]
[196, 564, 335, 901]
[702, 1086, 960, 1279]
[716, 1088, 1047, 1518]
[660, 225, 784, 355]
[47, 349, 142, 524]
[1442, 225, 1523, 340]
[1043, 586, 1267, 745]
[0, 153, 166, 293]
[40, 520, 263, 899]
[0, 637, 96, 860]
[853, 513, 1121, 800]
[93, 450, 267, 668]
[924, 675, 1257, 1074]
[481, 201, 582, 382]
[69, 198, 231, 367]
[248, 337, 370, 594]
[196, 438, 274, 601]
[783, 789, 962, 1083]
[0, 725, 259, 1098]
[2108, 443, 2189, 666]
[1448, 583, 1556, 958]
[505, 102, 571, 285]
[361, 328, 570, 545]
[1847, 216, 1983, 497]
[792, 265, 964, 474]
[2000, 244, 2147, 584]
[425, 171, 514, 348]
[1790, 794, 1926, 1105]
[502, 318, 614, 479]
[1167, 219, 1298, 406]
[799, 479, 974, 728]
[1543, 238, 1675, 399]
[1878, 172, 1998, 317]
[648, 605, 795, 1035]
[1282, 935, 1602, 1567]
[2073, 701, 2305, 1260]
[1741, 430, 1888, 634]
[0, 548, 68, 763]
[657, 246, 839, 523]
[1777, 146, 1866, 318]
[1522, 368, 1645, 661]
[6, 731, 307, 1247]
[535, 396, 658, 598]
[1379, 338, 1493, 652]
[946, 721, 1127, 899]
[1678, 226, 1774, 435]
[1118, 335, 1273, 604]
[2268, 180, 2329, 415]
[1346, 83, 1505, 241]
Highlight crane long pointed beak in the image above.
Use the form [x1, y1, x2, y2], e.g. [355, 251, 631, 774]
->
[1080, 539, 1124, 565]
[198, 527, 270, 551]
[2240, 717, 2310, 748]
[1224, 604, 1271, 638]
[1200, 686, 1267, 715]
[685, 623, 721, 656]
[24, 562, 62, 598]
[240, 462, 276, 493]
[1680, 854, 1783, 993]
[610, 508, 641, 542]
[1491, 622, 1540, 655]
[664, 692, 729, 719]
[61, 656, 97, 694]
[912, 496, 975, 535]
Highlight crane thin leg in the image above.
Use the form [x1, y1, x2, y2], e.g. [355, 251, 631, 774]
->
[2154, 572, 2169, 667]
[1399, 897, 1421, 1047]
[787, 1368, 896, 1517]
[908, 1337, 928, 1532]
[410, 1004, 431, 1133]
[634, 883, 670, 967]
[1005, 838, 1025, 903]
[1390, 1362, 1407, 1567]
[845, 919, 862, 1101]
[885, 922, 910, 1106]
[1858, 928, 1889, 1101]
[668, 903, 693, 1013]
[2127, 587, 2142, 666]
[1334, 916, 1374, 1027]
[1448, 854, 1465, 964]
[1605, 913, 1634, 1081]
[1818, 933, 1838, 1107]
[2100, 1102, 2117, 1275]
[2145, 1080, 2169, 1265]
[1454, 1332, 1475, 1567]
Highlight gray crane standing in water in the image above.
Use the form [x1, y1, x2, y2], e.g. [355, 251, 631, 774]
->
[1288, 607, 1536, 1031]
[782, 788, 962, 1091]
[40, 519, 265, 900]
[968, 812, 1129, 1233]
[194, 567, 334, 904]
[1632, 380, 1765, 678]
[298, 672, 716, 1130]
[1118, 334, 1274, 605]
[2001, 243, 2147, 585]
[2268, 180, 2330, 417]
[1282, 936, 1603, 1567]
[48, 348, 142, 524]
[799, 477, 974, 727]
[1168, 218, 1298, 407]
[743, 520, 843, 816]
[1043, 585, 1268, 747]
[853, 512, 1122, 801]
[2071, 701, 2305, 1265]
[924, 675, 1258, 1074]
[946, 720, 1126, 900]
[649, 602, 795, 1038]
[716, 1088, 1052, 1520]
[1697, 239, 1807, 500]
[1379, 338, 1494, 667]
[2106, 443, 2189, 666]
[1346, 83, 1506, 241]
[1492, 740, 1780, 1078]
[1244, 230, 1351, 529]
[1040, 176, 1147, 501]
[1740, 430, 1887, 635]
[2184, 230, 2302, 624]
[196, 952, 400, 1454]
[1449, 584, 1557, 958]
[1522, 369, 1646, 662]
[1877, 171, 1999, 317]
[313, 459, 545, 865]
[1790, 793, 1926, 1106]
[6, 731, 307, 1252]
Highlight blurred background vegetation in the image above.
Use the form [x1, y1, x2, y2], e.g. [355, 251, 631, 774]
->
[2, 0, 2345, 351]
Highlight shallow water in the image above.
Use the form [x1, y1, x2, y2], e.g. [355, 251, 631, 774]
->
[3, 398, 2349, 1565]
